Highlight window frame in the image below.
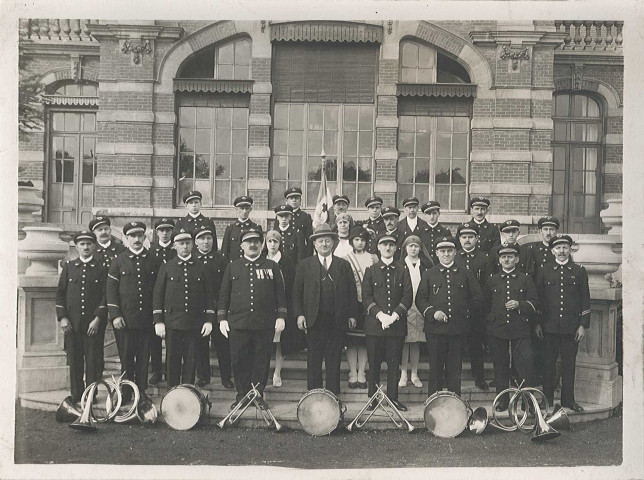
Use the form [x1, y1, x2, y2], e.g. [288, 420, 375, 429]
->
[399, 40, 438, 84]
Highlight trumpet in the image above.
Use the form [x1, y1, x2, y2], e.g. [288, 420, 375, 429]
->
[347, 384, 416, 433]
[258, 402, 284, 432]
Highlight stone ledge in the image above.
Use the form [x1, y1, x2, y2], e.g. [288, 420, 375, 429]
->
[252, 82, 272, 94]
[471, 118, 553, 130]
[248, 146, 271, 157]
[96, 143, 154, 155]
[94, 176, 154, 187]
[248, 114, 272, 126]
[470, 183, 551, 195]
[374, 148, 398, 160]
[376, 116, 399, 128]
[377, 85, 397, 96]
[373, 181, 398, 193]
[605, 134, 622, 145]
[96, 111, 155, 123]
[98, 81, 154, 92]
[155, 112, 176, 124]
[19, 150, 45, 162]
[248, 178, 270, 190]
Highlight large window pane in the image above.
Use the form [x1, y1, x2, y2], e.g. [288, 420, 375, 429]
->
[358, 157, 372, 182]
[273, 155, 287, 180]
[415, 159, 430, 183]
[196, 130, 211, 153]
[343, 158, 357, 181]
[195, 154, 210, 179]
[288, 156, 302, 181]
[398, 157, 414, 183]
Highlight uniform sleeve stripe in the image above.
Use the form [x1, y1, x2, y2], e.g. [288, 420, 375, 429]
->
[526, 301, 536, 313]
[153, 310, 163, 314]
[366, 302, 376, 311]
[581, 309, 591, 316]
[98, 305, 106, 309]
[423, 307, 432, 317]
[55, 305, 64, 308]
[398, 303, 408, 312]
[217, 310, 227, 315]
[107, 303, 120, 307]
[277, 307, 287, 314]
[205, 310, 215, 313]
[108, 274, 119, 281]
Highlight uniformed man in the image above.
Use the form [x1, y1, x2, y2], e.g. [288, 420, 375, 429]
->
[525, 216, 560, 278]
[362, 233, 413, 411]
[420, 201, 451, 264]
[535, 235, 590, 413]
[174, 191, 218, 250]
[56, 231, 107, 403]
[489, 220, 527, 274]
[466, 197, 500, 253]
[381, 206, 404, 260]
[416, 236, 482, 395]
[455, 222, 493, 391]
[293, 224, 359, 397]
[153, 229, 215, 388]
[220, 195, 260, 262]
[285, 187, 313, 256]
[193, 225, 234, 389]
[106, 221, 158, 401]
[398, 196, 431, 245]
[274, 204, 307, 264]
[218, 227, 287, 410]
[330, 194, 350, 231]
[362, 196, 386, 254]
[89, 216, 126, 379]
[483, 245, 540, 411]
[148, 218, 176, 385]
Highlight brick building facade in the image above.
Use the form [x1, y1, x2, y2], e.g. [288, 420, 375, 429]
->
[18, 20, 624, 238]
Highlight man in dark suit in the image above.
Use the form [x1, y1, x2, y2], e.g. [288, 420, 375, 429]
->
[152, 229, 215, 388]
[466, 197, 500, 254]
[218, 227, 287, 410]
[362, 233, 413, 411]
[148, 218, 176, 385]
[285, 187, 313, 256]
[220, 195, 260, 262]
[293, 224, 359, 396]
[56, 231, 107, 403]
[535, 235, 591, 413]
[416, 236, 483, 395]
[420, 201, 451, 264]
[106, 221, 158, 401]
[398, 196, 430, 244]
[174, 191, 218, 250]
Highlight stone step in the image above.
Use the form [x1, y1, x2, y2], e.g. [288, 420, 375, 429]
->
[20, 389, 614, 432]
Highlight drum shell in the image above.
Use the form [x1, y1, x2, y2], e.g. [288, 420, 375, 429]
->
[161, 384, 209, 430]
[297, 389, 341, 436]
[423, 391, 470, 438]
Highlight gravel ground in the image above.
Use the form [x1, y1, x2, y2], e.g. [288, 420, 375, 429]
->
[14, 405, 621, 468]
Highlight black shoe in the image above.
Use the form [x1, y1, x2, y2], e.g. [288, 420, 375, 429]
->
[358, 382, 368, 389]
[148, 372, 163, 386]
[390, 399, 408, 412]
[365, 399, 378, 411]
[222, 379, 235, 390]
[348, 381, 358, 389]
[563, 401, 584, 413]
[195, 378, 208, 388]
[475, 379, 489, 391]
[255, 396, 269, 411]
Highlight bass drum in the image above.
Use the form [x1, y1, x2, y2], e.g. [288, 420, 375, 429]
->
[297, 389, 343, 436]
[161, 384, 210, 431]
[423, 391, 471, 438]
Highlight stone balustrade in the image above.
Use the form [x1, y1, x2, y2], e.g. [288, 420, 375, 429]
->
[20, 19, 98, 42]
[554, 21, 623, 51]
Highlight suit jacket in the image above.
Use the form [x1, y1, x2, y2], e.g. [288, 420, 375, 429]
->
[56, 257, 107, 332]
[416, 264, 482, 336]
[362, 260, 413, 337]
[220, 218, 260, 262]
[175, 213, 218, 252]
[483, 270, 540, 339]
[106, 249, 158, 329]
[217, 256, 287, 330]
[535, 261, 591, 334]
[292, 255, 359, 331]
[153, 255, 215, 330]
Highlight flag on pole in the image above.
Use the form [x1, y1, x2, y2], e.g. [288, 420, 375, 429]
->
[312, 151, 335, 229]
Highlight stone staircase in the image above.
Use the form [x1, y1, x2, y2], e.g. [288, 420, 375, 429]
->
[20, 350, 616, 431]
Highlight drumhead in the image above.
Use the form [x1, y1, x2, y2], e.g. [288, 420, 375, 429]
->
[424, 393, 469, 438]
[297, 390, 340, 436]
[161, 386, 203, 430]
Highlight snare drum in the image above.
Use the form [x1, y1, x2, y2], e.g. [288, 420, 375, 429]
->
[297, 389, 342, 436]
[161, 384, 210, 430]
[423, 391, 471, 438]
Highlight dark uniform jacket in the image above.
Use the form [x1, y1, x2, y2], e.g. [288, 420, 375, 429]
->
[175, 214, 218, 252]
[106, 249, 158, 330]
[467, 219, 500, 253]
[362, 216, 386, 254]
[524, 241, 555, 279]
[217, 256, 287, 330]
[277, 224, 307, 264]
[292, 255, 360, 331]
[416, 264, 482, 336]
[483, 270, 540, 339]
[385, 228, 405, 261]
[424, 223, 452, 263]
[56, 257, 107, 332]
[291, 208, 314, 256]
[153, 255, 215, 330]
[489, 243, 527, 274]
[221, 218, 260, 262]
[398, 216, 431, 244]
[150, 241, 176, 266]
[455, 248, 492, 286]
[195, 249, 226, 309]
[362, 260, 413, 337]
[95, 239, 126, 272]
[535, 260, 591, 335]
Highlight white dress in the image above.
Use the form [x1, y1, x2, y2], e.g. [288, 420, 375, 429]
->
[334, 236, 353, 258]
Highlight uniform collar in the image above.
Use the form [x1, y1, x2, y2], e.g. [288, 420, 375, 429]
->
[97, 240, 112, 249]
[188, 212, 202, 219]
[279, 224, 291, 232]
[473, 218, 487, 226]
[197, 248, 213, 257]
[236, 218, 251, 226]
[367, 215, 382, 223]
[439, 262, 457, 272]
[428, 222, 440, 229]
[243, 254, 262, 266]
[407, 216, 418, 229]
[177, 255, 194, 265]
[555, 259, 571, 267]
[159, 240, 172, 248]
[268, 251, 282, 264]
[78, 255, 94, 264]
[380, 257, 395, 267]
[501, 268, 518, 278]
[128, 247, 145, 257]
[461, 247, 476, 255]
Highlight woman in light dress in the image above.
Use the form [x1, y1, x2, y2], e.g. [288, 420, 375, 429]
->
[343, 225, 378, 389]
[399, 235, 433, 388]
[333, 212, 354, 258]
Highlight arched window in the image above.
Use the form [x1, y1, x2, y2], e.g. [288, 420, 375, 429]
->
[399, 41, 471, 84]
[177, 37, 251, 80]
[44, 81, 98, 224]
[552, 92, 603, 233]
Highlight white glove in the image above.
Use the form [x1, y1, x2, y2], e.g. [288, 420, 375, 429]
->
[275, 318, 285, 334]
[201, 322, 213, 336]
[154, 323, 166, 339]
[219, 320, 230, 338]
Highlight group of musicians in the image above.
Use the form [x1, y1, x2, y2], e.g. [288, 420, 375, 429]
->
[56, 188, 590, 417]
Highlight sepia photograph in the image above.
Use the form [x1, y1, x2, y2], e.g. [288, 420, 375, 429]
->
[1, 1, 642, 479]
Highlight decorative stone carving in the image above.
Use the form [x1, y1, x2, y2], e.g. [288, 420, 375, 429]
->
[387, 20, 393, 34]
[18, 185, 44, 224]
[18, 226, 69, 276]
[600, 197, 622, 234]
[500, 46, 530, 71]
[573, 64, 584, 89]
[121, 39, 151, 64]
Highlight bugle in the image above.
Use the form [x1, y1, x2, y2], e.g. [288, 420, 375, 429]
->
[217, 384, 260, 429]
[347, 384, 415, 433]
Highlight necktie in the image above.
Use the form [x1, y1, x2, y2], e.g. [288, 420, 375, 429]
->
[322, 257, 328, 271]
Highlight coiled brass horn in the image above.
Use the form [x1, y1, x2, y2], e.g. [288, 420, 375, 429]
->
[70, 383, 98, 432]
[467, 406, 489, 435]
[546, 404, 570, 431]
[55, 396, 82, 423]
[136, 397, 158, 425]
